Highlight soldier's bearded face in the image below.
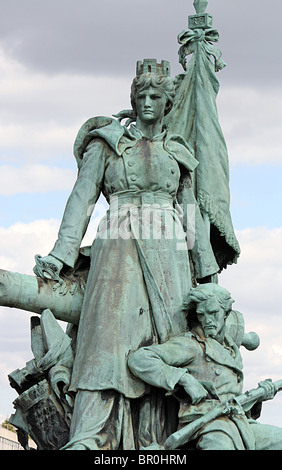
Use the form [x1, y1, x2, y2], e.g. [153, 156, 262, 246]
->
[196, 298, 226, 340]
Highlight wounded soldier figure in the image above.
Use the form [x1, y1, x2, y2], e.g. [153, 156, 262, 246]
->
[128, 283, 282, 450]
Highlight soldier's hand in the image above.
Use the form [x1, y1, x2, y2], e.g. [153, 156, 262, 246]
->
[178, 373, 209, 405]
[258, 379, 277, 401]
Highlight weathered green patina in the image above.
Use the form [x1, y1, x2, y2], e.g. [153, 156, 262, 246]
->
[3, 0, 281, 451]
[128, 284, 282, 450]
[39, 58, 222, 449]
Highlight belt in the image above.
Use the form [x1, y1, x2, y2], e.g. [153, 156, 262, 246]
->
[110, 191, 174, 208]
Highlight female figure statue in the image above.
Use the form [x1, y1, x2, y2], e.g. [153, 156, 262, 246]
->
[34, 59, 219, 449]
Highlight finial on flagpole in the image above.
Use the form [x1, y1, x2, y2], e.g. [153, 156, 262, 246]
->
[189, 0, 213, 29]
[193, 0, 208, 14]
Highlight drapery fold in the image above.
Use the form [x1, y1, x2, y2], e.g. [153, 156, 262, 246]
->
[165, 29, 240, 270]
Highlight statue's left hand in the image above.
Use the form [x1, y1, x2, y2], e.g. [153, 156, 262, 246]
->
[33, 254, 64, 281]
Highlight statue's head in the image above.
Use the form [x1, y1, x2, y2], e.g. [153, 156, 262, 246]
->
[130, 59, 175, 122]
[184, 284, 234, 341]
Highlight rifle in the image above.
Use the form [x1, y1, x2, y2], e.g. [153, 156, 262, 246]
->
[164, 379, 282, 450]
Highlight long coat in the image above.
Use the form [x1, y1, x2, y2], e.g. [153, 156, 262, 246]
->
[49, 117, 219, 398]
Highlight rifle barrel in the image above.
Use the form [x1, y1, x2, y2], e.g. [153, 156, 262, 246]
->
[164, 378, 282, 450]
[236, 379, 282, 407]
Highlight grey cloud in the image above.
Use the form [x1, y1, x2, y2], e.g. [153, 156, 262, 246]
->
[0, 0, 182, 76]
[0, 0, 281, 86]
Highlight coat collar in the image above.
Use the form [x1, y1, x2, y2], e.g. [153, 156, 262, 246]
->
[191, 325, 243, 378]
[125, 125, 198, 173]
[73, 116, 198, 173]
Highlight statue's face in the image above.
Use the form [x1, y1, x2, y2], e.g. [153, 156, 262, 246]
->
[196, 297, 226, 340]
[135, 86, 167, 125]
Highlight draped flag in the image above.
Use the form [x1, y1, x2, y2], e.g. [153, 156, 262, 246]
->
[165, 26, 240, 271]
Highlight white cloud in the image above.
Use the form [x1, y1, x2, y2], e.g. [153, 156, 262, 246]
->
[218, 87, 282, 165]
[0, 199, 106, 272]
[0, 47, 131, 122]
[0, 219, 61, 274]
[220, 227, 282, 317]
[0, 164, 76, 195]
[0, 47, 131, 165]
[0, 123, 78, 163]
[219, 227, 282, 425]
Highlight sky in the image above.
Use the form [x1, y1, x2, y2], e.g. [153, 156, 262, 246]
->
[0, 0, 282, 434]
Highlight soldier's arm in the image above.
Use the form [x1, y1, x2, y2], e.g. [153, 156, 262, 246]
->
[128, 335, 208, 403]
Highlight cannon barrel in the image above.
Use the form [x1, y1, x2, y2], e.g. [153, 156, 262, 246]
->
[0, 268, 260, 349]
[0, 269, 83, 325]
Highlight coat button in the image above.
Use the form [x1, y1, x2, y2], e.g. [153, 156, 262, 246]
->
[215, 369, 221, 376]
[127, 160, 135, 167]
[130, 175, 137, 181]
[125, 148, 132, 155]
